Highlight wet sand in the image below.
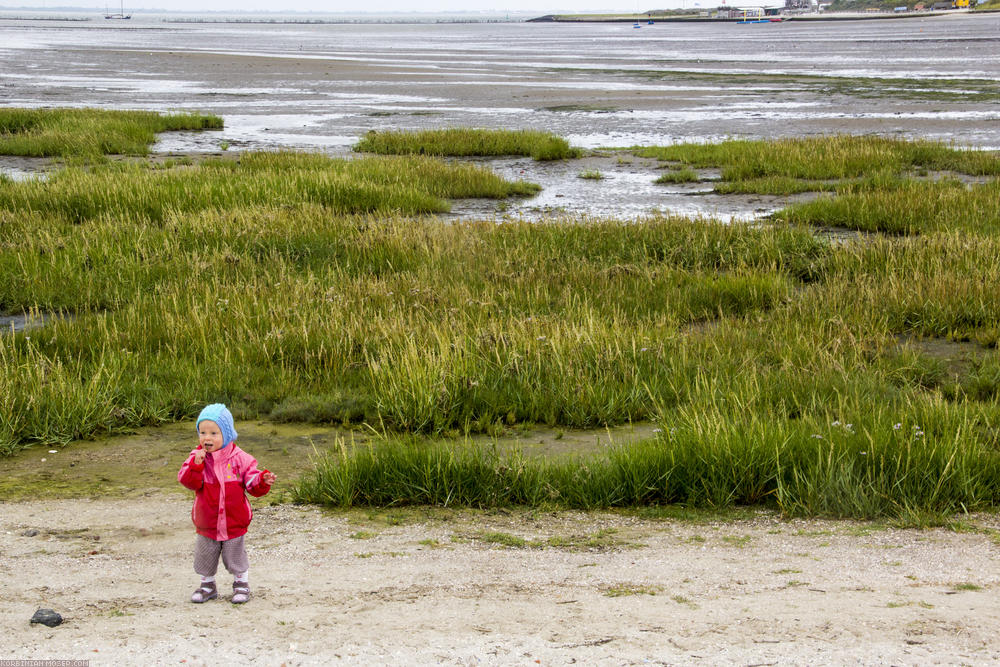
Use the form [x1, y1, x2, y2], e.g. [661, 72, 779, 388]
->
[2, 13, 998, 153]
[2, 14, 998, 219]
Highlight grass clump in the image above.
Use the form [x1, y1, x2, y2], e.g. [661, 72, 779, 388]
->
[637, 135, 1000, 234]
[292, 411, 1000, 520]
[603, 583, 661, 597]
[0, 151, 539, 223]
[0, 108, 222, 158]
[354, 128, 580, 161]
[776, 178, 1000, 235]
[578, 169, 605, 180]
[654, 167, 699, 185]
[635, 136, 999, 180]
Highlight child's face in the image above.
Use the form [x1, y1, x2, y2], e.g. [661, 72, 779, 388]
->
[198, 420, 225, 452]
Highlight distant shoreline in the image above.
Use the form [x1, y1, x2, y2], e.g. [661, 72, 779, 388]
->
[529, 9, 971, 22]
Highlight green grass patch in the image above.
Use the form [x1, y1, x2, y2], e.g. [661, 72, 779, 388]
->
[654, 167, 699, 185]
[0, 108, 222, 158]
[603, 583, 662, 597]
[636, 136, 999, 233]
[776, 178, 1000, 235]
[713, 177, 840, 196]
[291, 419, 1000, 520]
[0, 151, 539, 224]
[578, 169, 605, 180]
[474, 531, 529, 548]
[0, 199, 823, 450]
[952, 582, 983, 591]
[5, 129, 1000, 521]
[354, 128, 581, 161]
[634, 136, 999, 181]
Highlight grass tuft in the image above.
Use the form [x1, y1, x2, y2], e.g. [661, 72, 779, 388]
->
[355, 128, 581, 161]
[0, 108, 222, 157]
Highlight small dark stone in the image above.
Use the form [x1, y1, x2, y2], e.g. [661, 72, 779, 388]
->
[21, 529, 39, 537]
[30, 608, 63, 627]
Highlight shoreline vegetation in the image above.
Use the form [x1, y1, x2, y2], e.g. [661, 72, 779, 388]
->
[3, 111, 1000, 521]
[354, 128, 580, 161]
[0, 108, 222, 158]
[528, 9, 976, 22]
[3, 7, 995, 23]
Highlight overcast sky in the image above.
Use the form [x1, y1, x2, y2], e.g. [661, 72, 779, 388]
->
[3, 0, 704, 15]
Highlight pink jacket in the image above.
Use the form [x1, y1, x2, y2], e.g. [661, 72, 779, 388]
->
[177, 444, 271, 541]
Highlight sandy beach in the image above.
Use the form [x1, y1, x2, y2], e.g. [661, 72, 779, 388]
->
[5, 493, 1000, 665]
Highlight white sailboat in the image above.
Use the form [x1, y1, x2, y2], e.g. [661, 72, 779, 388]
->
[105, 0, 131, 19]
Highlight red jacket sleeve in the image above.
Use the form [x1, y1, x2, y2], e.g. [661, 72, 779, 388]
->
[243, 458, 272, 498]
[178, 452, 205, 491]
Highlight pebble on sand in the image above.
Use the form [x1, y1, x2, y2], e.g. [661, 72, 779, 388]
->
[30, 608, 63, 627]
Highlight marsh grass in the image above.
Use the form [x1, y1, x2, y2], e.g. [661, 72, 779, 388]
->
[0, 108, 222, 157]
[638, 136, 999, 233]
[292, 413, 1000, 519]
[5, 132, 1000, 520]
[286, 220, 1000, 520]
[776, 178, 1000, 235]
[0, 201, 827, 449]
[636, 136, 999, 180]
[0, 151, 539, 223]
[354, 128, 580, 161]
[654, 167, 699, 185]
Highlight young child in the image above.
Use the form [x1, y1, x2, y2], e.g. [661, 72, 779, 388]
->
[178, 403, 276, 604]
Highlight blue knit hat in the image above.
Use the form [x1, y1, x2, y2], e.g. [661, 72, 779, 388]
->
[196, 403, 238, 449]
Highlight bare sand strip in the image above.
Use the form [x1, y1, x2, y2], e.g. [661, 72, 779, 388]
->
[4, 496, 1000, 665]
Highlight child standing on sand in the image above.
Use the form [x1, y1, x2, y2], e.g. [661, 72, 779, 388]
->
[178, 403, 276, 604]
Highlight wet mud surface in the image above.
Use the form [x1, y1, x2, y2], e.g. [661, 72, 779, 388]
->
[446, 153, 819, 222]
[0, 420, 660, 501]
[2, 13, 997, 221]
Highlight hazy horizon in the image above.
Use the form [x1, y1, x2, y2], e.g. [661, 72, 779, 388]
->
[0, 0, 721, 16]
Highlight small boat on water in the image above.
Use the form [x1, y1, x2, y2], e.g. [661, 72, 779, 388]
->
[104, 0, 131, 19]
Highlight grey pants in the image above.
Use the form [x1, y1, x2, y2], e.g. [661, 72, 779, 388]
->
[193, 534, 249, 577]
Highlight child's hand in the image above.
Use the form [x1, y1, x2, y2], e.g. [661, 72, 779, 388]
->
[193, 445, 205, 465]
[261, 470, 276, 486]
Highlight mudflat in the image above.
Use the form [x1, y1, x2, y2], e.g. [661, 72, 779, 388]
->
[2, 14, 998, 153]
